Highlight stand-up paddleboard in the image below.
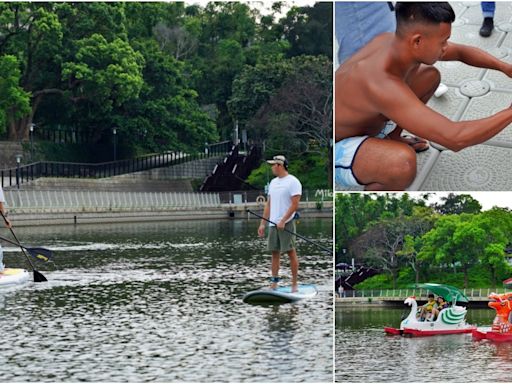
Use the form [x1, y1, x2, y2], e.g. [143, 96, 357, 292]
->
[0, 268, 30, 287]
[243, 284, 318, 304]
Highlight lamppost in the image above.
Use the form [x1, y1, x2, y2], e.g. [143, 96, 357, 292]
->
[29, 124, 35, 162]
[233, 120, 239, 146]
[15, 154, 22, 189]
[112, 128, 117, 161]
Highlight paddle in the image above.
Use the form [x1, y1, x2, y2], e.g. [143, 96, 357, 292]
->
[0, 211, 47, 282]
[0, 234, 53, 262]
[247, 209, 333, 254]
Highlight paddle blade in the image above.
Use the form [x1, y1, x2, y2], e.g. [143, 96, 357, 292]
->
[27, 247, 53, 262]
[33, 270, 47, 282]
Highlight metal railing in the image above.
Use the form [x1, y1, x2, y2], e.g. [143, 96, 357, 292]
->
[0, 151, 223, 189]
[34, 127, 91, 144]
[5, 190, 222, 212]
[206, 140, 233, 155]
[341, 287, 512, 299]
[218, 189, 334, 204]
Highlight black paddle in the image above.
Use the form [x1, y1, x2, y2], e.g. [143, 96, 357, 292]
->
[247, 209, 333, 254]
[0, 211, 47, 282]
[0, 234, 53, 262]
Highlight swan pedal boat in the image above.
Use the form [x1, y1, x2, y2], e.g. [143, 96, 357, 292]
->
[384, 283, 476, 337]
[0, 268, 30, 287]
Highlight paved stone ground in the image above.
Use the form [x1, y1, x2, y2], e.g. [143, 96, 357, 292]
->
[336, 2, 512, 191]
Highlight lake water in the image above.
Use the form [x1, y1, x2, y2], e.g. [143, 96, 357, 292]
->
[0, 218, 332, 382]
[336, 306, 512, 382]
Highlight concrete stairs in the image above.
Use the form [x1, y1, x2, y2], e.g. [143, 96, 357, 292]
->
[9, 156, 224, 193]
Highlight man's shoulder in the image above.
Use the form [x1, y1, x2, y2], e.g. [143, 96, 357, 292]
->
[286, 174, 301, 182]
[286, 174, 302, 188]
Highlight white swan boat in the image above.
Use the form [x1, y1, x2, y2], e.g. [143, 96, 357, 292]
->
[384, 283, 476, 337]
[0, 268, 30, 287]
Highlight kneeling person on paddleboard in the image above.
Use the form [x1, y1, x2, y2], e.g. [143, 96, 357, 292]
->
[257, 155, 302, 293]
[0, 185, 12, 273]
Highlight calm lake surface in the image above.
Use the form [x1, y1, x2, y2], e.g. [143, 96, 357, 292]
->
[336, 306, 512, 382]
[0, 218, 332, 382]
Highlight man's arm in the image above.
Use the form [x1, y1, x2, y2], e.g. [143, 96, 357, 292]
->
[441, 42, 512, 75]
[258, 197, 271, 237]
[277, 195, 301, 230]
[374, 77, 512, 151]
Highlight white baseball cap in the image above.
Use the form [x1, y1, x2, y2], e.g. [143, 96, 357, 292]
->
[266, 155, 288, 167]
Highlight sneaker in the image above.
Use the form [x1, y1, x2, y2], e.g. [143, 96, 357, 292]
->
[479, 17, 494, 37]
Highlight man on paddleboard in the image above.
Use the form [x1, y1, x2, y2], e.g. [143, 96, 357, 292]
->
[0, 185, 12, 273]
[258, 155, 302, 292]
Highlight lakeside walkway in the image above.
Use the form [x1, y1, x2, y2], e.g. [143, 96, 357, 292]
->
[336, 287, 510, 307]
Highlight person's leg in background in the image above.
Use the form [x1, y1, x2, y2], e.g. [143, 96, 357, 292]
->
[335, 2, 396, 66]
[480, 2, 496, 37]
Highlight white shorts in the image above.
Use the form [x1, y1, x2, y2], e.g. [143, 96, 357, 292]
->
[335, 136, 369, 187]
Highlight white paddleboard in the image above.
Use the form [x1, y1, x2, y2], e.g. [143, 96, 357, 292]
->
[243, 284, 318, 304]
[0, 268, 30, 287]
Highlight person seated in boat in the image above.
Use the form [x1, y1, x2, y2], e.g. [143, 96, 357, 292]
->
[431, 296, 449, 320]
[419, 293, 437, 321]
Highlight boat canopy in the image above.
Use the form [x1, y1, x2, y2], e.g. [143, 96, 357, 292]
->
[413, 283, 469, 304]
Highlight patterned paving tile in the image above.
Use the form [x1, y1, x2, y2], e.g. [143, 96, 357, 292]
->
[420, 144, 512, 190]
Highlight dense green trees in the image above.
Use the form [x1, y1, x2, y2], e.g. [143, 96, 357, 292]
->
[336, 193, 512, 289]
[0, 2, 332, 174]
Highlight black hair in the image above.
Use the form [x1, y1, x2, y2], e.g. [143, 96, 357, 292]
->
[395, 2, 455, 35]
[428, 293, 435, 298]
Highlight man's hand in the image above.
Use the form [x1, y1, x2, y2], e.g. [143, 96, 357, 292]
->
[501, 63, 512, 78]
[277, 220, 286, 230]
[258, 224, 265, 237]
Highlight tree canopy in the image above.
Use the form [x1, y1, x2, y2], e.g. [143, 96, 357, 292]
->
[0, 2, 332, 172]
[336, 193, 512, 289]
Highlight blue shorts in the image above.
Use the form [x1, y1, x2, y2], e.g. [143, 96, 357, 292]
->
[335, 123, 396, 188]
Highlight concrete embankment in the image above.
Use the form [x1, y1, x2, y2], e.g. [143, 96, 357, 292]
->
[8, 201, 332, 227]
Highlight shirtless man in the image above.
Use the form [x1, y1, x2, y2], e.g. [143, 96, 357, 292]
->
[335, 2, 512, 191]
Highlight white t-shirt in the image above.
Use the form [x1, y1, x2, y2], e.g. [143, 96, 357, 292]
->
[268, 174, 302, 225]
[0, 186, 5, 203]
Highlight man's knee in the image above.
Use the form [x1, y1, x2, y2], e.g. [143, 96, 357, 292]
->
[387, 146, 416, 186]
[423, 66, 441, 88]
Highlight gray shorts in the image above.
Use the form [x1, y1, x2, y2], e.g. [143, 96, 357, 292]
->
[268, 221, 296, 252]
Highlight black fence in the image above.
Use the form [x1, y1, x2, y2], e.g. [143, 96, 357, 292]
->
[0, 151, 224, 189]
[34, 127, 91, 144]
[206, 140, 232, 155]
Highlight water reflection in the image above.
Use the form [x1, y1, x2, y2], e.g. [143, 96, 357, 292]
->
[336, 306, 512, 382]
[0, 219, 332, 382]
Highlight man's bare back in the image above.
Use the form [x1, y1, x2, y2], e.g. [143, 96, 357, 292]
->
[336, 33, 421, 141]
